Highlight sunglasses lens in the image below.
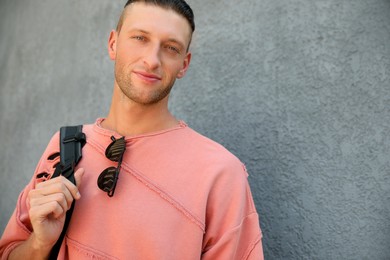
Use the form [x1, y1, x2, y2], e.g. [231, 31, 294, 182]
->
[97, 167, 117, 194]
[105, 137, 126, 162]
[98, 136, 126, 197]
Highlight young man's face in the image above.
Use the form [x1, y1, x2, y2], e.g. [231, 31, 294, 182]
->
[108, 3, 192, 106]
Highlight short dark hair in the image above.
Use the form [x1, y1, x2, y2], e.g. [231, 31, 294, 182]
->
[117, 0, 195, 33]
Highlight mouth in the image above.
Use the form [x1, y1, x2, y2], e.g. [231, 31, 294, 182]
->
[133, 71, 162, 83]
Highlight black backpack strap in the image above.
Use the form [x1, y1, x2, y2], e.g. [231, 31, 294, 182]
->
[49, 125, 86, 259]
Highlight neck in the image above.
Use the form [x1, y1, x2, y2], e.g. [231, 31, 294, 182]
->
[102, 85, 178, 136]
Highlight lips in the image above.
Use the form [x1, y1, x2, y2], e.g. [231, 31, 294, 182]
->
[133, 71, 162, 83]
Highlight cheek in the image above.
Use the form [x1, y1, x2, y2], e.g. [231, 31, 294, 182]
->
[117, 53, 134, 65]
[163, 60, 185, 76]
[115, 55, 137, 76]
[115, 45, 140, 64]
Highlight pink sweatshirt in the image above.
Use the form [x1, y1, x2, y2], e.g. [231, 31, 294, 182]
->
[1, 118, 263, 259]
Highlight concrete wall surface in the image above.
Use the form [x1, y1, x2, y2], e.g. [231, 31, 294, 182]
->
[1, 0, 389, 259]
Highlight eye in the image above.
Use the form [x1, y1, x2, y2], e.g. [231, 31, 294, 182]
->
[131, 35, 145, 41]
[166, 45, 180, 54]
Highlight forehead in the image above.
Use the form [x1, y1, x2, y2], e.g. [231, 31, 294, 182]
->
[122, 3, 192, 44]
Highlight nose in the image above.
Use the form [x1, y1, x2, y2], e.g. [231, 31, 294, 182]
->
[143, 45, 161, 70]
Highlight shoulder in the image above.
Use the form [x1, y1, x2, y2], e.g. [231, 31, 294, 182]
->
[183, 126, 243, 164]
[34, 122, 94, 179]
[43, 122, 94, 155]
[174, 126, 249, 185]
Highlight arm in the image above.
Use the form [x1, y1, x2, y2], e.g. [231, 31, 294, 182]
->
[201, 163, 264, 260]
[7, 170, 84, 260]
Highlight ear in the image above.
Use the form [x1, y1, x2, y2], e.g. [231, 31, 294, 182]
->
[177, 52, 192, 79]
[108, 30, 117, 60]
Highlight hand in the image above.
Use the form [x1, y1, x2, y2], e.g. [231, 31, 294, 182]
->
[27, 168, 84, 252]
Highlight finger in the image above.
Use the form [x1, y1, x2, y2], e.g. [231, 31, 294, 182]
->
[37, 174, 81, 201]
[56, 168, 84, 200]
[74, 168, 85, 190]
[29, 193, 69, 213]
[30, 200, 65, 221]
[32, 181, 74, 208]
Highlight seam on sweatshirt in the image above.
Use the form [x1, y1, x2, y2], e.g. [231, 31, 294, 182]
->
[203, 211, 259, 252]
[92, 118, 187, 140]
[241, 233, 262, 260]
[66, 236, 119, 260]
[121, 163, 206, 233]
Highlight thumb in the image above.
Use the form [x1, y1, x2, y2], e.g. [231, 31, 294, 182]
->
[74, 168, 85, 189]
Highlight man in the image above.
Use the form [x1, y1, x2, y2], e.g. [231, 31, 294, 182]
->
[0, 1, 264, 259]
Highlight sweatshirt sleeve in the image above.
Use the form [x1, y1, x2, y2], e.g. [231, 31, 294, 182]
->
[201, 161, 264, 260]
[0, 132, 60, 260]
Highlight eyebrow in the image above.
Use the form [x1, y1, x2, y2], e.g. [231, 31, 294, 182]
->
[128, 29, 149, 35]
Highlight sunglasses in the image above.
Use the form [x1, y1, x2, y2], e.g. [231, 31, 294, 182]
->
[97, 136, 126, 197]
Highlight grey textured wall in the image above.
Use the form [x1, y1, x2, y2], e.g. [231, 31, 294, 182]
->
[1, 0, 389, 259]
